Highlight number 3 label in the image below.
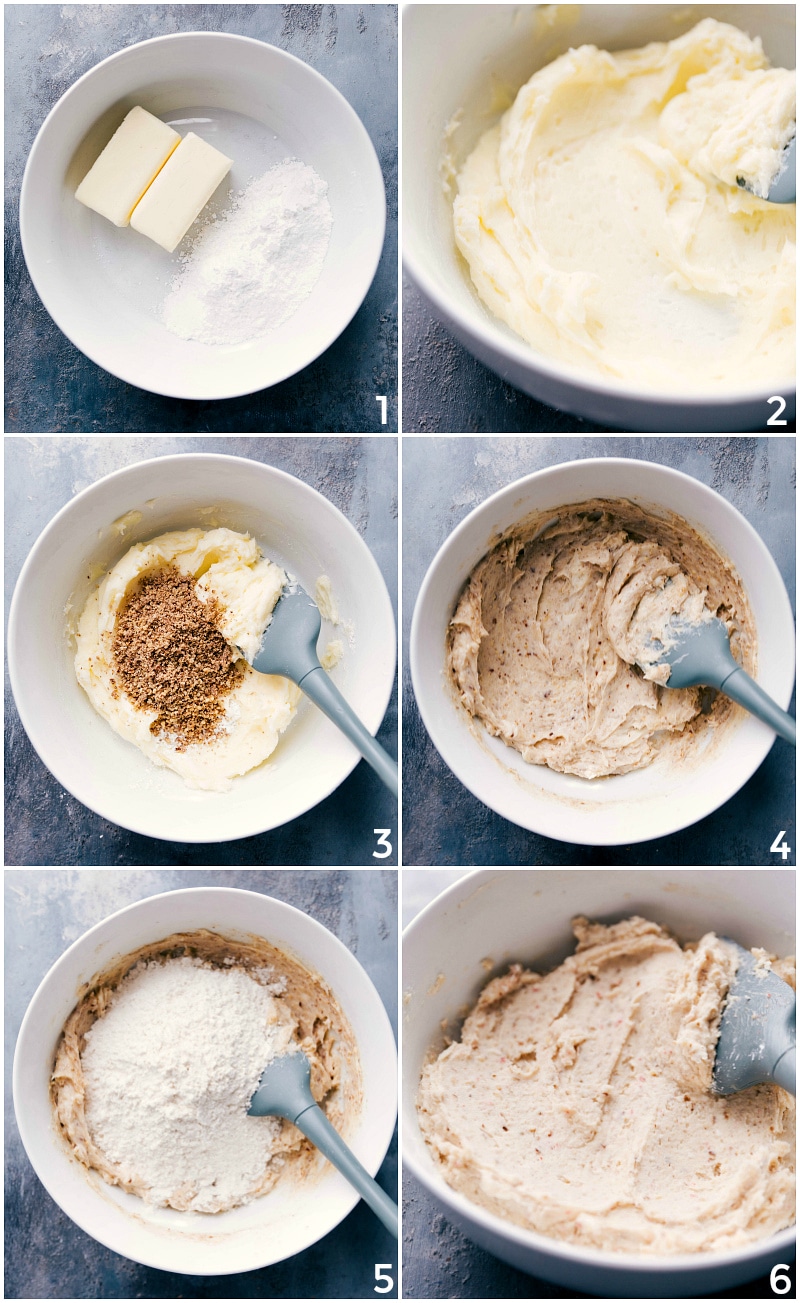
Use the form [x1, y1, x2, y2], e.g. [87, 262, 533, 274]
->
[373, 828, 392, 859]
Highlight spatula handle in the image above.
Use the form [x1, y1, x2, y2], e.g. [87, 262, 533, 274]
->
[773, 1046, 796, 1095]
[720, 667, 796, 746]
[295, 1102, 398, 1237]
[299, 666, 399, 797]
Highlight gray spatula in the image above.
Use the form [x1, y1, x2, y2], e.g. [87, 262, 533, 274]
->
[641, 616, 796, 746]
[249, 1050, 398, 1237]
[712, 940, 796, 1096]
[743, 132, 795, 203]
[248, 583, 398, 796]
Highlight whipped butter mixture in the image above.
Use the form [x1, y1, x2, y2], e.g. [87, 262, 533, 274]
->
[52, 930, 359, 1213]
[75, 528, 301, 790]
[418, 917, 796, 1255]
[448, 499, 755, 780]
[453, 19, 795, 391]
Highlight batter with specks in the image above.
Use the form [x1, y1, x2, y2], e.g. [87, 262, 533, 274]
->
[418, 916, 795, 1254]
[448, 499, 755, 779]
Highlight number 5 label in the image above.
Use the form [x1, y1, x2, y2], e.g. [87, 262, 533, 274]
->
[374, 1262, 394, 1293]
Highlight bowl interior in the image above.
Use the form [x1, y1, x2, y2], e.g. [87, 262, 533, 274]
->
[410, 459, 795, 845]
[403, 3, 796, 418]
[15, 887, 397, 1275]
[8, 454, 396, 842]
[21, 33, 385, 399]
[403, 868, 796, 1294]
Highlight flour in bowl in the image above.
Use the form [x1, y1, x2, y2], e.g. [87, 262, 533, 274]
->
[81, 958, 292, 1212]
[52, 931, 360, 1213]
[162, 159, 333, 345]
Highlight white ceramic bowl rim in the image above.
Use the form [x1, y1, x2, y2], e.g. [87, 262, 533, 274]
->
[410, 457, 795, 845]
[21, 30, 387, 399]
[7, 451, 396, 842]
[402, 869, 796, 1279]
[403, 246, 795, 408]
[14, 886, 398, 1274]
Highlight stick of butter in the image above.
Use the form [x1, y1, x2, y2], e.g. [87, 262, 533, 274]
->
[75, 106, 180, 227]
[130, 133, 233, 253]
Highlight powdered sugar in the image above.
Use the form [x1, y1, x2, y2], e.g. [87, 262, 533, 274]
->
[81, 957, 297, 1212]
[162, 159, 333, 346]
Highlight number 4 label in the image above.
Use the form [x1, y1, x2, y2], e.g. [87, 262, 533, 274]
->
[374, 1262, 394, 1293]
[770, 830, 792, 861]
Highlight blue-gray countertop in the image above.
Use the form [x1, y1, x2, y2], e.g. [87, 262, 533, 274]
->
[4, 436, 397, 866]
[5, 4, 397, 433]
[402, 436, 796, 867]
[4, 868, 397, 1299]
[402, 277, 612, 435]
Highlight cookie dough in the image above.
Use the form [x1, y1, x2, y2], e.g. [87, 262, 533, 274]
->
[418, 917, 796, 1254]
[448, 498, 755, 779]
[453, 19, 795, 391]
[52, 930, 360, 1213]
[75, 528, 301, 791]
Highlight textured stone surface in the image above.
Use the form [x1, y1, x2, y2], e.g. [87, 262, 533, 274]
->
[402, 436, 795, 867]
[5, 4, 397, 432]
[4, 868, 397, 1299]
[4, 436, 398, 866]
[402, 278, 613, 434]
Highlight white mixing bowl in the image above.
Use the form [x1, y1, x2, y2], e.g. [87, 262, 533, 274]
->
[410, 457, 795, 846]
[7, 453, 396, 843]
[403, 3, 796, 432]
[403, 867, 795, 1298]
[14, 886, 397, 1275]
[20, 31, 386, 399]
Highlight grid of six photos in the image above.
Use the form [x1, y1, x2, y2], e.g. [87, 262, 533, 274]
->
[4, 3, 797, 1301]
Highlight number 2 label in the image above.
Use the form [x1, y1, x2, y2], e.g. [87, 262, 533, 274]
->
[767, 396, 787, 426]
